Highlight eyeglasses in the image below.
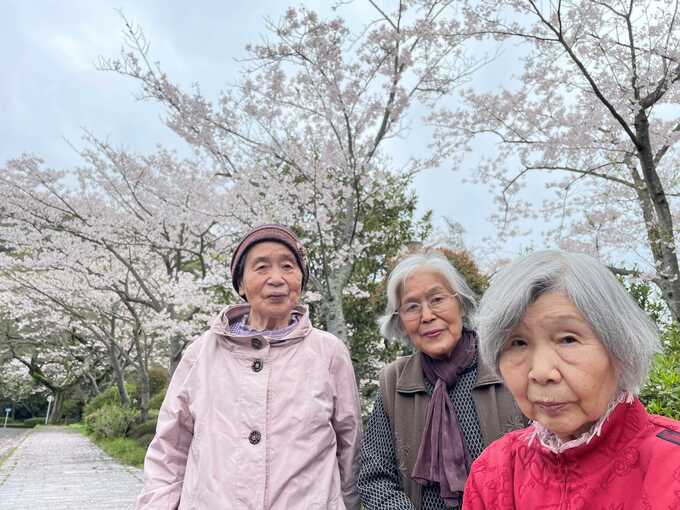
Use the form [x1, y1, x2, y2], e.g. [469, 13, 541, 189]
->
[395, 293, 457, 321]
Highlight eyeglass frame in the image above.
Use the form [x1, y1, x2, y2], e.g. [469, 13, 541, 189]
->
[393, 292, 459, 321]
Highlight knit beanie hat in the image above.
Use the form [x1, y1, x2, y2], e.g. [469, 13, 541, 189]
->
[230, 224, 309, 296]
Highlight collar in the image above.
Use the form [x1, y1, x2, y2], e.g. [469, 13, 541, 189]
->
[528, 391, 635, 454]
[210, 303, 312, 344]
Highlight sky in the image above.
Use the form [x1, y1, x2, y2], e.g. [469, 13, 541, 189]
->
[2, 0, 535, 262]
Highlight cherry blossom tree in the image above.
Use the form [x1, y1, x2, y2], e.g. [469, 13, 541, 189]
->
[1, 260, 150, 413]
[0, 355, 36, 420]
[0, 312, 107, 423]
[433, 0, 680, 319]
[0, 139, 232, 402]
[98, 2, 480, 342]
[2, 2, 493, 415]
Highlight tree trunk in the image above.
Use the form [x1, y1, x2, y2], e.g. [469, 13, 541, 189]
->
[48, 390, 63, 424]
[319, 267, 352, 344]
[634, 110, 680, 320]
[130, 327, 150, 422]
[137, 368, 150, 423]
[109, 343, 129, 406]
[169, 334, 184, 377]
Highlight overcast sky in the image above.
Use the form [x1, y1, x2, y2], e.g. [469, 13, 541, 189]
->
[2, 1, 533, 259]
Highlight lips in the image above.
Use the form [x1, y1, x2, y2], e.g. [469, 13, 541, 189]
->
[534, 401, 569, 416]
[421, 329, 443, 338]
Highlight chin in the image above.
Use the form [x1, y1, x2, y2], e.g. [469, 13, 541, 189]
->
[426, 349, 450, 359]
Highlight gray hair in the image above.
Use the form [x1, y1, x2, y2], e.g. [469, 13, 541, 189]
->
[475, 250, 660, 394]
[378, 251, 477, 345]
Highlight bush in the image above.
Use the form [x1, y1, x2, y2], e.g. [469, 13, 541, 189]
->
[83, 384, 136, 417]
[57, 399, 84, 423]
[640, 323, 680, 420]
[135, 433, 155, 450]
[3, 420, 35, 428]
[128, 418, 157, 440]
[624, 280, 680, 420]
[147, 367, 169, 397]
[85, 404, 139, 440]
[23, 417, 45, 427]
[149, 389, 166, 410]
[97, 437, 147, 467]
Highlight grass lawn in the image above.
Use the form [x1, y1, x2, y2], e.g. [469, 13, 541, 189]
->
[68, 423, 146, 468]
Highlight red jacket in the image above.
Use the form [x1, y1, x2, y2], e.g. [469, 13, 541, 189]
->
[463, 399, 680, 510]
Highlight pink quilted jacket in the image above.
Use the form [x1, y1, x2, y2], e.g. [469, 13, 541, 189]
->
[135, 304, 362, 510]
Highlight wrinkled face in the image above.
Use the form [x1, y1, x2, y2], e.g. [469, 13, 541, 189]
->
[399, 269, 463, 359]
[239, 241, 302, 330]
[499, 292, 618, 441]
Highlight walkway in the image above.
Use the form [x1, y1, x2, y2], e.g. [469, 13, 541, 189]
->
[0, 427, 28, 464]
[0, 426, 143, 509]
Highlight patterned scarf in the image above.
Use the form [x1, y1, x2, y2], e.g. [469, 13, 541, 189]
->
[411, 328, 477, 507]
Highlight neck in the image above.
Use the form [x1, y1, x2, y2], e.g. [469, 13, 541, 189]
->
[247, 311, 291, 331]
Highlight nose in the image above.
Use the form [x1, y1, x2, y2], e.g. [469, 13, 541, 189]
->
[420, 302, 436, 322]
[267, 267, 285, 285]
[527, 346, 561, 385]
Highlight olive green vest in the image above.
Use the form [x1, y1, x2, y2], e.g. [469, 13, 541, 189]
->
[378, 354, 527, 510]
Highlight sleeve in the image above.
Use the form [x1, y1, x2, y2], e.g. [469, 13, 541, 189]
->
[461, 470, 488, 510]
[330, 342, 363, 510]
[134, 345, 197, 510]
[357, 392, 416, 510]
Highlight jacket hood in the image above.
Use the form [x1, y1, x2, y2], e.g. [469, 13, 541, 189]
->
[209, 303, 312, 344]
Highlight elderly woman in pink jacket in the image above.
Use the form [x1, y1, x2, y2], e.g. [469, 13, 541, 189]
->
[135, 224, 362, 510]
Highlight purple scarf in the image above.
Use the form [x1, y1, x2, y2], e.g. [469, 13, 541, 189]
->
[411, 328, 477, 507]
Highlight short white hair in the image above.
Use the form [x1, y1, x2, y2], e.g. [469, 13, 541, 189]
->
[475, 250, 660, 394]
[378, 251, 477, 345]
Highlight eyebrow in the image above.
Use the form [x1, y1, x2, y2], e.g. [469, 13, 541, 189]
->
[249, 254, 295, 265]
[516, 313, 588, 331]
[401, 285, 450, 302]
[542, 314, 586, 324]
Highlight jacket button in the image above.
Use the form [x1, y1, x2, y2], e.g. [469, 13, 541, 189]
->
[252, 359, 263, 372]
[249, 430, 261, 445]
[251, 338, 263, 349]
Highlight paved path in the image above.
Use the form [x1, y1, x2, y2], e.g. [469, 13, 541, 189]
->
[0, 428, 29, 463]
[0, 426, 144, 509]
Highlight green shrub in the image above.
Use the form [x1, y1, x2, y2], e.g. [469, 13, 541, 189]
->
[57, 399, 84, 423]
[97, 437, 147, 467]
[85, 404, 139, 439]
[128, 418, 157, 440]
[624, 280, 680, 420]
[3, 421, 35, 428]
[68, 423, 86, 434]
[149, 389, 166, 410]
[23, 417, 45, 426]
[135, 432, 155, 450]
[83, 384, 136, 417]
[147, 367, 169, 397]
[640, 323, 680, 420]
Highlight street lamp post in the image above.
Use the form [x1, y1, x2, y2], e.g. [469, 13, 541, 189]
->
[45, 395, 54, 425]
[3, 408, 10, 428]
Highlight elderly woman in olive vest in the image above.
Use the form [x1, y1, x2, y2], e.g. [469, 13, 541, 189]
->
[358, 251, 526, 510]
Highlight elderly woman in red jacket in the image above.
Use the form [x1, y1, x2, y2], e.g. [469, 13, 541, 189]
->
[463, 250, 680, 510]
